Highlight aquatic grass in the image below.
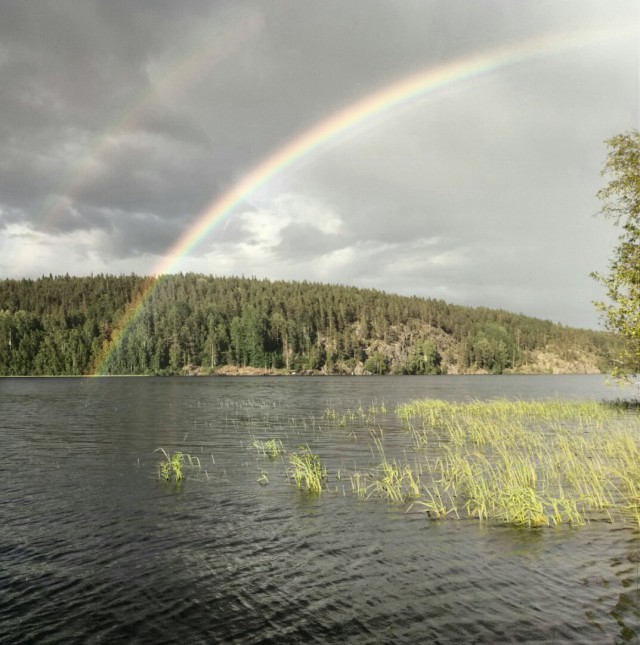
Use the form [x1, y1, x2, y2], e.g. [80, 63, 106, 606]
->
[158, 455, 171, 481]
[348, 439, 425, 504]
[547, 494, 585, 526]
[228, 395, 640, 529]
[409, 485, 458, 519]
[287, 446, 327, 494]
[324, 400, 389, 429]
[495, 484, 549, 528]
[396, 399, 625, 431]
[172, 452, 185, 481]
[324, 408, 339, 421]
[602, 397, 640, 413]
[349, 462, 422, 504]
[252, 438, 286, 459]
[156, 448, 186, 482]
[366, 458, 406, 502]
[184, 453, 201, 468]
[392, 398, 640, 527]
[349, 471, 368, 499]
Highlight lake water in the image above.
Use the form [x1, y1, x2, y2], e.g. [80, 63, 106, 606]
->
[1, 375, 639, 643]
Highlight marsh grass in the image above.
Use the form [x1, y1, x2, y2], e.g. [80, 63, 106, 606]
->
[287, 446, 327, 494]
[252, 438, 286, 459]
[394, 398, 640, 527]
[155, 448, 202, 482]
[324, 400, 389, 429]
[601, 397, 640, 413]
[354, 438, 423, 503]
[223, 396, 640, 529]
[156, 448, 185, 482]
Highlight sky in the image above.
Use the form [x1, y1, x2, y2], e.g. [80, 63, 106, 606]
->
[0, 1, 638, 329]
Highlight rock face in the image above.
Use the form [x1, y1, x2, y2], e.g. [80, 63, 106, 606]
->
[184, 365, 289, 376]
[197, 331, 607, 377]
[340, 321, 608, 376]
[511, 349, 603, 375]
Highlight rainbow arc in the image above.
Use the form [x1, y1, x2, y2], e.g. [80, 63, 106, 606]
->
[92, 25, 633, 375]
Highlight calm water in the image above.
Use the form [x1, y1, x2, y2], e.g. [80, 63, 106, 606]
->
[1, 375, 639, 643]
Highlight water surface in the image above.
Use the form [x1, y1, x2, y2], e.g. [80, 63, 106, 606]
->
[1, 375, 638, 643]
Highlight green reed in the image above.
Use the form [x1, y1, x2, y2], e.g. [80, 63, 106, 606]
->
[222, 395, 639, 529]
[287, 446, 327, 494]
[252, 438, 286, 459]
[324, 400, 389, 429]
[156, 448, 186, 482]
[357, 438, 423, 503]
[394, 398, 640, 527]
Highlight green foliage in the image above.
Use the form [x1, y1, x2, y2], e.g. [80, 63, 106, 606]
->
[469, 323, 516, 374]
[403, 340, 442, 375]
[287, 447, 327, 493]
[0, 273, 616, 376]
[364, 351, 389, 375]
[156, 448, 185, 482]
[593, 130, 640, 377]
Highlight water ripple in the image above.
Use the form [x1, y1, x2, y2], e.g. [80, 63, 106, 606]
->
[2, 376, 639, 643]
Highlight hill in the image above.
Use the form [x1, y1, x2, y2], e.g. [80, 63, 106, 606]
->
[0, 273, 617, 376]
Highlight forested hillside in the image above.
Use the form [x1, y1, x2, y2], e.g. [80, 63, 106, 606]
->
[0, 274, 617, 376]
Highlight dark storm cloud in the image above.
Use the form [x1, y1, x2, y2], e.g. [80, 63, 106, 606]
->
[0, 0, 637, 327]
[0, 1, 258, 220]
[94, 209, 188, 259]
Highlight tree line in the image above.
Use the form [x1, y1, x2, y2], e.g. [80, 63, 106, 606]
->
[0, 273, 616, 376]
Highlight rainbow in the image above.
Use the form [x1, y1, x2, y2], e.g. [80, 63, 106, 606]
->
[93, 24, 633, 375]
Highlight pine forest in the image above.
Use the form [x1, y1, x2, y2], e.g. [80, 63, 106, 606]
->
[0, 274, 617, 376]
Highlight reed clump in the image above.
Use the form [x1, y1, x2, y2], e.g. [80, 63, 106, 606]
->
[287, 446, 327, 494]
[156, 448, 186, 482]
[393, 398, 640, 528]
[252, 438, 286, 459]
[155, 448, 203, 482]
[357, 438, 422, 503]
[324, 400, 389, 429]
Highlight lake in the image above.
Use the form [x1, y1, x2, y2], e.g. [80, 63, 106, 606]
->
[1, 375, 639, 643]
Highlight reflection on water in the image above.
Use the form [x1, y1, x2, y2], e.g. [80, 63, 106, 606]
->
[0, 375, 638, 643]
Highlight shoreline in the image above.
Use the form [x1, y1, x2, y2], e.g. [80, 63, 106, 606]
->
[0, 369, 610, 378]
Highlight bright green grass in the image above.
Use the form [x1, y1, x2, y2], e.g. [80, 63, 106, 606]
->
[393, 398, 640, 527]
[287, 446, 327, 494]
[156, 448, 201, 482]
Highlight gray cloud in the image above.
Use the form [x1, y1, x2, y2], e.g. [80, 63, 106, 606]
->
[0, 0, 637, 328]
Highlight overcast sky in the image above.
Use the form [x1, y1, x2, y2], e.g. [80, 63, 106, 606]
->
[0, 1, 638, 329]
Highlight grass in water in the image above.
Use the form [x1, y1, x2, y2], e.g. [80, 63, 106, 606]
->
[252, 438, 286, 459]
[155, 448, 189, 482]
[287, 446, 327, 494]
[361, 438, 422, 503]
[197, 396, 640, 530]
[394, 398, 640, 527]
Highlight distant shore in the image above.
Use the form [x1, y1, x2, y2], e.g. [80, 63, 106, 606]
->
[0, 365, 607, 378]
